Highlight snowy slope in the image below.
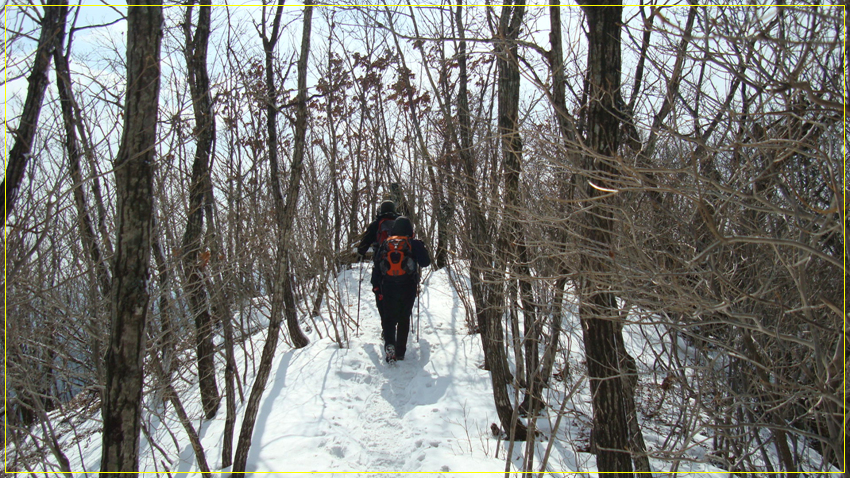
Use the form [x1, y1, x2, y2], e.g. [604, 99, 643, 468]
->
[13, 263, 834, 477]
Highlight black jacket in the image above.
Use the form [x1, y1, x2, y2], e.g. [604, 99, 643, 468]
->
[357, 212, 400, 256]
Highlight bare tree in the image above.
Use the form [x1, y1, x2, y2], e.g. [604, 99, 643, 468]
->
[181, 1, 220, 421]
[494, 0, 537, 447]
[572, 2, 634, 475]
[441, 1, 524, 443]
[100, 3, 162, 476]
[231, 5, 314, 476]
[54, 6, 113, 303]
[3, 2, 64, 222]
[4, 4, 843, 475]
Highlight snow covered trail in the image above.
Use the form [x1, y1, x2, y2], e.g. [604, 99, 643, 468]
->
[233, 264, 506, 476]
[41, 264, 508, 477]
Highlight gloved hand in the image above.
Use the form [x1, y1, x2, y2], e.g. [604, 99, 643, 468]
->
[373, 286, 382, 301]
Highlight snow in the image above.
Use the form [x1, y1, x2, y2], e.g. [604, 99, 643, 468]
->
[21, 265, 516, 476]
[221, 266, 513, 475]
[8, 263, 835, 477]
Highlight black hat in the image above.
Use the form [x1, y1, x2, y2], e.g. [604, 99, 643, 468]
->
[379, 200, 396, 215]
[391, 216, 413, 237]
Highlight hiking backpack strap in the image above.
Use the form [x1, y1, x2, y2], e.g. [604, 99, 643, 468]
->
[376, 218, 396, 248]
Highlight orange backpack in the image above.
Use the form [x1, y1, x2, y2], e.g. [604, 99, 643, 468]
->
[378, 236, 418, 281]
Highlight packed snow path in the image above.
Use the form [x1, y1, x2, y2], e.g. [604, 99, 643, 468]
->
[235, 264, 504, 475]
[43, 264, 510, 476]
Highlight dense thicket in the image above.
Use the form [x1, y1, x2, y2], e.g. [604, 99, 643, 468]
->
[3, 3, 844, 475]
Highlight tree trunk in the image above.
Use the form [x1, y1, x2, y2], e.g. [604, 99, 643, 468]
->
[454, 0, 527, 441]
[615, 320, 652, 474]
[54, 1, 112, 395]
[230, 7, 313, 476]
[498, 0, 539, 438]
[279, 2, 313, 350]
[53, 6, 112, 300]
[575, 2, 634, 476]
[230, 6, 288, 475]
[495, 0, 545, 422]
[540, 277, 566, 383]
[220, 300, 238, 469]
[100, 4, 162, 476]
[181, 3, 220, 420]
[151, 212, 177, 378]
[206, 182, 239, 469]
[543, 5, 579, 390]
[3, 3, 64, 222]
[454, 2, 485, 348]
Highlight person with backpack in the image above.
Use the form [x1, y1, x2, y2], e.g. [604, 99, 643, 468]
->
[371, 216, 430, 363]
[357, 200, 400, 258]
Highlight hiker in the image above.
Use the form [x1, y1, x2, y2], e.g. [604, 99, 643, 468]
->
[356, 200, 400, 258]
[371, 216, 430, 362]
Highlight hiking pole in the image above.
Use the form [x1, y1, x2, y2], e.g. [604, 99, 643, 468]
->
[416, 283, 420, 342]
[356, 255, 363, 338]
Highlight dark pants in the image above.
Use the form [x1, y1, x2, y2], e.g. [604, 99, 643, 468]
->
[376, 281, 417, 358]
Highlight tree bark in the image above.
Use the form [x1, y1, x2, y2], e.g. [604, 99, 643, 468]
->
[230, 6, 287, 475]
[53, 1, 112, 393]
[151, 212, 177, 378]
[453, 1, 489, 339]
[3, 3, 64, 222]
[497, 0, 535, 442]
[615, 319, 652, 474]
[575, 2, 634, 476]
[100, 4, 162, 476]
[541, 3, 574, 387]
[181, 2, 220, 420]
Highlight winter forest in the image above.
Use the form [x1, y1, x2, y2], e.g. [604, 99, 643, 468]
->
[1, 1, 846, 477]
